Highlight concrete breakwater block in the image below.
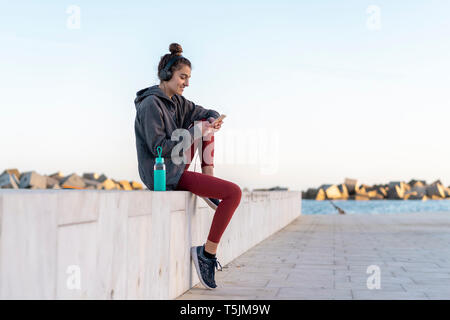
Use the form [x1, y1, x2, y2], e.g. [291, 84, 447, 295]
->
[97, 174, 108, 183]
[445, 187, 450, 198]
[85, 173, 117, 190]
[19, 171, 47, 189]
[376, 186, 388, 197]
[337, 184, 349, 198]
[49, 171, 64, 181]
[83, 178, 102, 190]
[101, 178, 116, 190]
[2, 168, 20, 180]
[319, 184, 341, 200]
[68, 172, 142, 190]
[387, 181, 407, 199]
[302, 187, 319, 200]
[0, 173, 20, 189]
[344, 178, 357, 194]
[82, 173, 100, 181]
[46, 176, 60, 189]
[426, 183, 446, 198]
[60, 173, 86, 189]
[131, 181, 143, 190]
[404, 186, 426, 200]
[119, 180, 132, 191]
[408, 179, 426, 188]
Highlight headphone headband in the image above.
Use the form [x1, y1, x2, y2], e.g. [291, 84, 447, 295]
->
[164, 55, 183, 72]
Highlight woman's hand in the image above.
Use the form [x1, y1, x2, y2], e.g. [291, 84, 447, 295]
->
[207, 117, 224, 132]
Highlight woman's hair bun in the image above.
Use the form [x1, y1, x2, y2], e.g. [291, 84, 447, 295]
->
[169, 43, 183, 56]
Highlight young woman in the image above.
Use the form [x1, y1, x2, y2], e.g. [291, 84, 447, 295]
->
[134, 43, 242, 289]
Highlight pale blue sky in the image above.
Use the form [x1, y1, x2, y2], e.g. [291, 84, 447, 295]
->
[1, 0, 449, 191]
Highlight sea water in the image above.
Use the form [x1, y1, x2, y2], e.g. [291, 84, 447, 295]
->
[301, 199, 450, 215]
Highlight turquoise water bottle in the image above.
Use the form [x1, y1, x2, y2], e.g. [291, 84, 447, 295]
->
[154, 146, 166, 191]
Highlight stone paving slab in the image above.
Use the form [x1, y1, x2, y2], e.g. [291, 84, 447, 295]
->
[176, 212, 450, 300]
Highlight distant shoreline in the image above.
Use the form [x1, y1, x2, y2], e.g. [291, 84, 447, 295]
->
[302, 178, 450, 201]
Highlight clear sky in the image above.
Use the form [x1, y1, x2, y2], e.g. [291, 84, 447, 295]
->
[1, 0, 449, 191]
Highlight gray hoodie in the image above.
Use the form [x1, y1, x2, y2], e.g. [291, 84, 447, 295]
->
[134, 85, 220, 190]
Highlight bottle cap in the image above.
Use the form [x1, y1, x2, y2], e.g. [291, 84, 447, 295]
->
[156, 146, 164, 164]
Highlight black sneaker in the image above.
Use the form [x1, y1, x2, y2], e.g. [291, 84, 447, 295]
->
[200, 197, 221, 210]
[191, 244, 223, 289]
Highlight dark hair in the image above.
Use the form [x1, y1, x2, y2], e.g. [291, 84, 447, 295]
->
[157, 43, 191, 81]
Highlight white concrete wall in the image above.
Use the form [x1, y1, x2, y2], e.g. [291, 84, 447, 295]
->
[0, 190, 301, 300]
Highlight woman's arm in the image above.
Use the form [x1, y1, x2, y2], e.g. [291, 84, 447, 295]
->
[181, 96, 220, 128]
[139, 100, 181, 158]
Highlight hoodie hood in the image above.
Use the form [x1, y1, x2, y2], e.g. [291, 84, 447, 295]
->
[134, 85, 174, 109]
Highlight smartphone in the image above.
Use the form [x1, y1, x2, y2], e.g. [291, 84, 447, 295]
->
[212, 114, 226, 125]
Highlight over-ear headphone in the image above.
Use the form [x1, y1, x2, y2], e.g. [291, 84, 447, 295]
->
[159, 55, 183, 81]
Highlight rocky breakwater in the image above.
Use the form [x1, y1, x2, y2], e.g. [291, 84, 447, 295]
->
[302, 178, 450, 201]
[0, 168, 144, 191]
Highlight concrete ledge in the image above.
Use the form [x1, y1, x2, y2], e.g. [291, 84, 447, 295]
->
[0, 190, 301, 299]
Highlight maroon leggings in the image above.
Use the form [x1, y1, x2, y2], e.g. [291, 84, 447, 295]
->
[175, 118, 242, 244]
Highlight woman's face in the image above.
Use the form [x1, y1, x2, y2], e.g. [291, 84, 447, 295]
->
[166, 64, 191, 96]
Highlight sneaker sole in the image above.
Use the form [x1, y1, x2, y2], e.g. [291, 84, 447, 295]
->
[200, 197, 218, 211]
[191, 246, 215, 290]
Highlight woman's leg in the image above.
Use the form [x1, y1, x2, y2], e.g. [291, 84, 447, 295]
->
[184, 118, 215, 174]
[177, 118, 242, 253]
[200, 128, 214, 175]
[176, 170, 242, 248]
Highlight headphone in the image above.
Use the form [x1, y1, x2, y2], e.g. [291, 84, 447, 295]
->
[159, 55, 183, 81]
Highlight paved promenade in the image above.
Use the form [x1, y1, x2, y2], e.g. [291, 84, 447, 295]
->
[177, 212, 450, 300]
